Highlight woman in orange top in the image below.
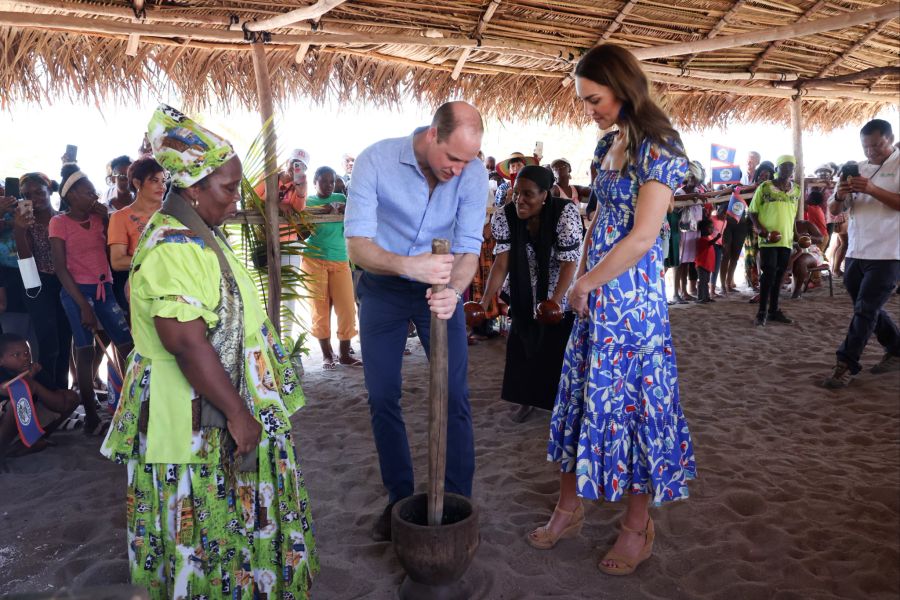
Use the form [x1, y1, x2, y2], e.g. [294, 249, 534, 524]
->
[107, 158, 166, 300]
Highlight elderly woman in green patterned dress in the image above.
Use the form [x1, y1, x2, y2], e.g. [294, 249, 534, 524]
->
[101, 105, 318, 599]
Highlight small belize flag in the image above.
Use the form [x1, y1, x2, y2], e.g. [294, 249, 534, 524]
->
[8, 378, 45, 447]
[712, 165, 742, 185]
[726, 187, 748, 220]
[710, 143, 737, 165]
[107, 363, 123, 414]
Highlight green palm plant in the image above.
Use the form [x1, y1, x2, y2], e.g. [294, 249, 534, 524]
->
[223, 117, 313, 369]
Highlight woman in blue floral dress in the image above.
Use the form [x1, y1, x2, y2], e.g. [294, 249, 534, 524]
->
[526, 44, 696, 576]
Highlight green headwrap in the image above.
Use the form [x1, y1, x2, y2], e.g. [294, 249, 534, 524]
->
[775, 154, 796, 168]
[147, 104, 236, 188]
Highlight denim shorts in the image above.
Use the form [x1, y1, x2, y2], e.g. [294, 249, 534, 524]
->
[60, 282, 132, 349]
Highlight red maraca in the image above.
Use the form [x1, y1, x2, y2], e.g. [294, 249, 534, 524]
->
[535, 299, 564, 325]
[463, 301, 486, 327]
[798, 235, 812, 249]
[767, 230, 782, 243]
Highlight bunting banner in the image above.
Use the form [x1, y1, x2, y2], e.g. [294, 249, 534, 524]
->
[710, 143, 737, 165]
[8, 378, 44, 447]
[726, 188, 748, 221]
[711, 165, 742, 185]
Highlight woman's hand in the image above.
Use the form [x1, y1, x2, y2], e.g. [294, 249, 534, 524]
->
[227, 409, 262, 456]
[567, 278, 591, 318]
[80, 304, 99, 331]
[13, 208, 34, 229]
[0, 196, 16, 216]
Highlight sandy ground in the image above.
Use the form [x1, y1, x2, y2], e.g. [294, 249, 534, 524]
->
[1, 280, 898, 599]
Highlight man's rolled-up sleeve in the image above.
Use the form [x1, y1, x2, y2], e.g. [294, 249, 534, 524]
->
[452, 164, 488, 255]
[344, 149, 379, 239]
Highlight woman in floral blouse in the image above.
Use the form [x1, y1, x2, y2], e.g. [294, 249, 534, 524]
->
[480, 165, 581, 422]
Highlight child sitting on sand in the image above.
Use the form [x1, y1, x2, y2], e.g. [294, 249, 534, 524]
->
[0, 333, 79, 461]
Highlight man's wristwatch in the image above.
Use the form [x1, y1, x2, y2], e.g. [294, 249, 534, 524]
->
[447, 285, 463, 302]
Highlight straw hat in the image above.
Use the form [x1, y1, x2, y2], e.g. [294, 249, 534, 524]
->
[496, 152, 539, 180]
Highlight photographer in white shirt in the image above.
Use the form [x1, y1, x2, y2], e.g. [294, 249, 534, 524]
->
[823, 119, 900, 388]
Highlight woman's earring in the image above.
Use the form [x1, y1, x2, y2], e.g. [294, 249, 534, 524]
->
[191, 197, 199, 208]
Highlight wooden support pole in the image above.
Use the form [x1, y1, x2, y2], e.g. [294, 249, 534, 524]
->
[791, 96, 804, 218]
[250, 41, 282, 333]
[631, 4, 898, 60]
[244, 0, 349, 32]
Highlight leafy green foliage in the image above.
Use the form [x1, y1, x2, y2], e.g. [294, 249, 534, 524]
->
[222, 116, 313, 356]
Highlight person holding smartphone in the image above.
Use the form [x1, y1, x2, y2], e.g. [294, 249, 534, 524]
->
[12, 173, 72, 390]
[0, 179, 25, 333]
[253, 149, 309, 334]
[823, 119, 900, 388]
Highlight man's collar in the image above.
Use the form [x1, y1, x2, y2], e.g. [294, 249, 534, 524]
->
[872, 146, 899, 166]
[401, 126, 430, 168]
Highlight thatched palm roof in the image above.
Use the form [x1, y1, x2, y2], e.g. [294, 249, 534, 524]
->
[1, 0, 898, 130]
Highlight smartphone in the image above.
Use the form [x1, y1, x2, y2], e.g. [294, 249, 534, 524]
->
[65, 144, 78, 162]
[534, 141, 544, 158]
[4, 177, 20, 199]
[840, 163, 859, 180]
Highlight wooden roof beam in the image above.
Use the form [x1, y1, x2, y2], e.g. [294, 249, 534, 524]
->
[451, 0, 502, 81]
[0, 9, 570, 59]
[244, 0, 349, 32]
[679, 0, 750, 69]
[749, 1, 826, 73]
[631, 4, 898, 61]
[649, 72, 893, 103]
[643, 62, 799, 82]
[816, 20, 894, 78]
[598, 0, 639, 43]
[794, 65, 900, 89]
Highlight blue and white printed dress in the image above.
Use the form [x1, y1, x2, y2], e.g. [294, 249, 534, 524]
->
[547, 133, 697, 505]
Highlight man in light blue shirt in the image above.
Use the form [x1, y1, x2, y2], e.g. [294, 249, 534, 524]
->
[345, 101, 488, 541]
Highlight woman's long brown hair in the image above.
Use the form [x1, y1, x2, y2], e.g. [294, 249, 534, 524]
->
[575, 44, 686, 174]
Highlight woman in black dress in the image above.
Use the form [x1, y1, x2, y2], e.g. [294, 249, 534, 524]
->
[480, 165, 582, 421]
